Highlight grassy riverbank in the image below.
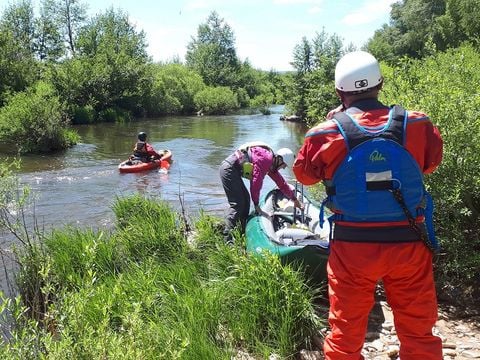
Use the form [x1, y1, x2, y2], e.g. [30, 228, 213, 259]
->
[0, 194, 324, 359]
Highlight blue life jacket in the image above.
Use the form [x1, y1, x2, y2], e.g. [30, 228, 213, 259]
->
[320, 105, 440, 252]
[325, 105, 424, 222]
[321, 105, 439, 251]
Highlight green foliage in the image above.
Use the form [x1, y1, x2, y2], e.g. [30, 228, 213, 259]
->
[0, 26, 38, 106]
[186, 11, 240, 88]
[45, 229, 122, 289]
[366, 0, 480, 63]
[221, 253, 321, 354]
[112, 194, 187, 262]
[380, 45, 480, 286]
[0, 0, 36, 55]
[45, 0, 88, 56]
[147, 63, 206, 115]
[193, 86, 239, 115]
[72, 104, 96, 124]
[47, 7, 153, 122]
[0, 81, 78, 153]
[251, 83, 277, 114]
[285, 30, 344, 123]
[98, 107, 131, 123]
[1, 197, 323, 358]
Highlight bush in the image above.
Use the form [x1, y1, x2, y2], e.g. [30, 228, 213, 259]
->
[0, 81, 78, 154]
[72, 105, 96, 124]
[380, 45, 480, 292]
[147, 63, 206, 116]
[193, 86, 239, 115]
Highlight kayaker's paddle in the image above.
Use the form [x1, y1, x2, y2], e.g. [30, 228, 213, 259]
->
[158, 160, 170, 174]
[160, 160, 170, 170]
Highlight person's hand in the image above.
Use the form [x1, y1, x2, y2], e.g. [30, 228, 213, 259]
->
[293, 198, 304, 210]
[326, 104, 344, 119]
[254, 205, 272, 219]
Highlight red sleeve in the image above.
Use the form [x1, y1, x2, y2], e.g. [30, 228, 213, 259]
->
[293, 136, 325, 185]
[293, 120, 346, 185]
[423, 123, 443, 174]
[146, 143, 160, 157]
[405, 112, 443, 174]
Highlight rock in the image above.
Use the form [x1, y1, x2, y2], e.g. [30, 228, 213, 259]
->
[461, 350, 480, 358]
[386, 345, 399, 357]
[280, 114, 302, 122]
[443, 348, 457, 357]
[298, 349, 322, 360]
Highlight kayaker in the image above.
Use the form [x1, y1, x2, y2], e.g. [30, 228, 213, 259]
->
[219, 142, 304, 245]
[293, 51, 443, 359]
[130, 132, 162, 162]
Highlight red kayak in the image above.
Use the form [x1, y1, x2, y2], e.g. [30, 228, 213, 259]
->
[118, 149, 172, 173]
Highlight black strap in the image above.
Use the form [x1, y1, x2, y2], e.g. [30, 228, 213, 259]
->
[332, 105, 406, 150]
[391, 189, 437, 253]
[328, 105, 407, 195]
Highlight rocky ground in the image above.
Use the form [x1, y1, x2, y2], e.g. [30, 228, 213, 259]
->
[234, 284, 480, 360]
[300, 287, 480, 360]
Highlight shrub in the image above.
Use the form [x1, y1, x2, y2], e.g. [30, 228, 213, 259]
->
[193, 86, 239, 115]
[0, 81, 78, 154]
[381, 45, 480, 291]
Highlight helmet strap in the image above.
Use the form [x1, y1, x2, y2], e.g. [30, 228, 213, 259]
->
[272, 155, 283, 171]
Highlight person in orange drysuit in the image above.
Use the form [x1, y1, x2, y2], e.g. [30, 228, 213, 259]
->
[293, 51, 443, 360]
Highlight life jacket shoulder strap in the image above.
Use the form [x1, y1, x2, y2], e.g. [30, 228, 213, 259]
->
[332, 105, 407, 150]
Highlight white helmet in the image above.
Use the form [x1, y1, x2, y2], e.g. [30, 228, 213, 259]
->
[276, 148, 295, 168]
[335, 51, 383, 93]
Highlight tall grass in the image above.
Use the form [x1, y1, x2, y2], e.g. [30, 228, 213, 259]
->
[0, 194, 324, 359]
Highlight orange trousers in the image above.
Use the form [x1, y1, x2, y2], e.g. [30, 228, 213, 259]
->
[323, 241, 443, 360]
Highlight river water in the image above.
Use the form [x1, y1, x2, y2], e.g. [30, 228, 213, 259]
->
[0, 105, 309, 294]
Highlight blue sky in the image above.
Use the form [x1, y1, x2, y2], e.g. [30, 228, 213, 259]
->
[29, 0, 397, 71]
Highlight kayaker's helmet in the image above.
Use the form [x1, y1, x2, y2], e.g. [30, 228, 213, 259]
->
[335, 51, 383, 93]
[137, 132, 147, 141]
[276, 148, 295, 168]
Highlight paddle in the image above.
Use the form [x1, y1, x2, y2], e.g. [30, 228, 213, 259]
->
[160, 160, 170, 170]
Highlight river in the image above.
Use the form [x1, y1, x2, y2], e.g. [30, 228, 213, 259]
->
[1, 105, 309, 294]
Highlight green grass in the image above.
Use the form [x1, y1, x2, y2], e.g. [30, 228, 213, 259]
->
[0, 194, 324, 359]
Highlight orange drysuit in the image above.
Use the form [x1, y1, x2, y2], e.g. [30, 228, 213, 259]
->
[293, 98, 443, 360]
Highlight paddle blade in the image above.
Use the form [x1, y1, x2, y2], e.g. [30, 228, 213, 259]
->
[159, 160, 170, 172]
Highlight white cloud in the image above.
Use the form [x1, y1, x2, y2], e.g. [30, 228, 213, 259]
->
[308, 6, 322, 14]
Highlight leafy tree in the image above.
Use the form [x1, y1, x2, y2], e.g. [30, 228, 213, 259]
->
[193, 86, 239, 115]
[0, 81, 77, 153]
[311, 30, 343, 80]
[148, 63, 206, 115]
[286, 31, 344, 123]
[0, 28, 38, 106]
[186, 11, 240, 88]
[0, 0, 35, 55]
[365, 0, 480, 62]
[367, 0, 446, 61]
[380, 45, 480, 289]
[291, 36, 312, 75]
[51, 7, 152, 121]
[43, 0, 87, 56]
[34, 0, 64, 61]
